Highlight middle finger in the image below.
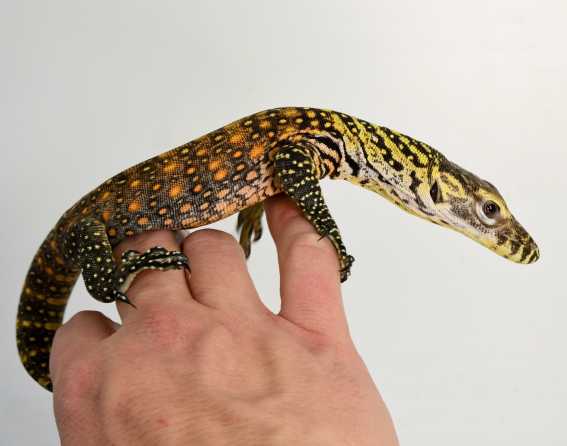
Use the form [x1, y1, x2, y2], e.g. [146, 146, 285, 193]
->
[181, 229, 268, 315]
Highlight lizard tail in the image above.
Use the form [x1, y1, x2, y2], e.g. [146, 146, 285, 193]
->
[16, 230, 80, 391]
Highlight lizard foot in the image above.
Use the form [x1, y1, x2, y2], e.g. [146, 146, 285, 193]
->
[237, 203, 265, 258]
[115, 246, 190, 294]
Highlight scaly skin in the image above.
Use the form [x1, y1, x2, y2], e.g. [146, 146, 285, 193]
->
[17, 107, 539, 391]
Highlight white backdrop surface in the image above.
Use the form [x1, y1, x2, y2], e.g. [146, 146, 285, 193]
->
[1, 1, 565, 444]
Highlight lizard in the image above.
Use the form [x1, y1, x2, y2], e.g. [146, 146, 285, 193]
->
[16, 107, 540, 391]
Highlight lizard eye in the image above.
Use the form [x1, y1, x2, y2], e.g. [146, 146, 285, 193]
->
[482, 201, 500, 219]
[476, 200, 501, 226]
[430, 181, 442, 204]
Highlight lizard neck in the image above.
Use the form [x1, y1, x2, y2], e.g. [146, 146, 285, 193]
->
[325, 111, 443, 221]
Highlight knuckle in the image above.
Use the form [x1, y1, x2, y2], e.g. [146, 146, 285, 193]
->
[272, 311, 351, 356]
[53, 355, 99, 404]
[305, 330, 356, 362]
[287, 230, 336, 267]
[272, 201, 304, 227]
[289, 229, 321, 251]
[304, 331, 340, 355]
[100, 375, 141, 420]
[189, 323, 236, 374]
[204, 321, 233, 344]
[136, 304, 200, 349]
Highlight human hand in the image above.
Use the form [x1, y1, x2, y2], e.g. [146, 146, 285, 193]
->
[50, 195, 399, 445]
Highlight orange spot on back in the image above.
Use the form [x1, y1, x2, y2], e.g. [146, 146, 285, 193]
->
[193, 184, 203, 193]
[246, 170, 258, 181]
[219, 202, 238, 215]
[107, 227, 117, 237]
[158, 207, 168, 215]
[169, 184, 183, 198]
[283, 108, 300, 118]
[130, 179, 141, 188]
[153, 183, 162, 191]
[259, 120, 271, 129]
[164, 218, 174, 226]
[128, 201, 141, 213]
[250, 144, 264, 160]
[217, 189, 230, 199]
[232, 150, 243, 158]
[163, 162, 179, 173]
[187, 166, 196, 174]
[229, 133, 244, 145]
[213, 169, 228, 181]
[200, 202, 209, 210]
[208, 160, 221, 171]
[102, 209, 112, 222]
[137, 217, 149, 226]
[196, 148, 207, 157]
[180, 203, 192, 213]
[101, 191, 111, 200]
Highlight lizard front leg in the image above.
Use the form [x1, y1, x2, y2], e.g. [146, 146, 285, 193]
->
[274, 143, 355, 282]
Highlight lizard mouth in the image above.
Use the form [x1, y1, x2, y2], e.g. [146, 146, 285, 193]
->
[486, 234, 539, 264]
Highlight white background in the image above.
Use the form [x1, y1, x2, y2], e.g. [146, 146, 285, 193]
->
[1, 1, 565, 444]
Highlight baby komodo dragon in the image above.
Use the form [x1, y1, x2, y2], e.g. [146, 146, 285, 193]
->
[17, 107, 539, 391]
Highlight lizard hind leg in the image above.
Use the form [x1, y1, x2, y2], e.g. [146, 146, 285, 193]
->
[67, 218, 189, 307]
[237, 203, 265, 258]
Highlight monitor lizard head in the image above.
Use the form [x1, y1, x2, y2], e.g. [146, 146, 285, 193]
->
[425, 156, 539, 264]
[353, 130, 539, 264]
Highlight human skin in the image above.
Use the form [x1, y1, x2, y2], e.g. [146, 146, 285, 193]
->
[50, 195, 399, 445]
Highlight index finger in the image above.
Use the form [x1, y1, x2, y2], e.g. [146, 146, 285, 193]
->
[265, 195, 350, 339]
